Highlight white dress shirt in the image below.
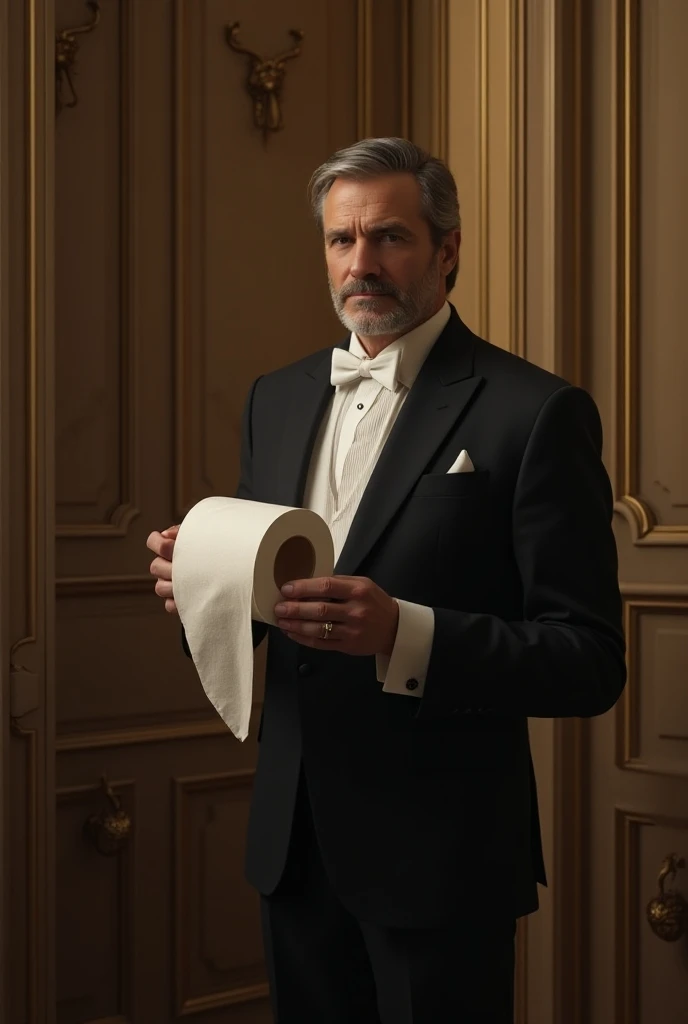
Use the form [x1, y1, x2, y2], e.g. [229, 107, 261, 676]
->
[302, 301, 451, 697]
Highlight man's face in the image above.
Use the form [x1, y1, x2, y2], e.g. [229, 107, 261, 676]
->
[322, 173, 457, 338]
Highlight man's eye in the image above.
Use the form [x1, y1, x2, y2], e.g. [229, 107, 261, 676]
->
[383, 233, 402, 243]
[331, 236, 352, 246]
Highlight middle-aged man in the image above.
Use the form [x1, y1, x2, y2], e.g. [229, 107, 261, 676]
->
[148, 138, 625, 1023]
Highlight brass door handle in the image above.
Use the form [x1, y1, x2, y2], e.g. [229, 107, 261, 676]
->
[646, 854, 687, 942]
[84, 776, 132, 856]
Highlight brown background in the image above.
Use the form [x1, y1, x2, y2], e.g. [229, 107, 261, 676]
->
[1, 1, 687, 1022]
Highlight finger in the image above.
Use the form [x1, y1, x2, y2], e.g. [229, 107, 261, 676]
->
[161, 525, 180, 539]
[155, 579, 174, 600]
[146, 530, 165, 555]
[146, 531, 176, 562]
[165, 598, 178, 615]
[282, 628, 344, 647]
[278, 619, 345, 641]
[274, 599, 346, 622]
[280, 576, 356, 601]
[149, 556, 172, 581]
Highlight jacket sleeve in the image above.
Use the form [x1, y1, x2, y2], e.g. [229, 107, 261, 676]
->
[416, 385, 626, 721]
[181, 376, 268, 658]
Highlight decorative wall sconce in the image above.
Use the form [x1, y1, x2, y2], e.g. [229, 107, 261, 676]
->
[225, 21, 304, 141]
[56, 0, 101, 114]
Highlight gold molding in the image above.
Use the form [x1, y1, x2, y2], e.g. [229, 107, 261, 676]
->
[431, 0, 449, 162]
[612, 0, 688, 545]
[478, 0, 488, 338]
[56, 0, 139, 538]
[617, 596, 688, 776]
[56, 715, 230, 752]
[399, 0, 411, 140]
[173, 770, 269, 1015]
[615, 809, 688, 1024]
[356, 0, 373, 139]
[509, 0, 526, 359]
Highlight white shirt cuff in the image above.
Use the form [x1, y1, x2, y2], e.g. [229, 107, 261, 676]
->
[376, 599, 435, 698]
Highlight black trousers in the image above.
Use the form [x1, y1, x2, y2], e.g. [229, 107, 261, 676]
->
[260, 772, 516, 1024]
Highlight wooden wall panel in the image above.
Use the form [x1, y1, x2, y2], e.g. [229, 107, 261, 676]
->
[50, 2, 411, 1020]
[613, 0, 688, 545]
[55, 0, 138, 536]
[56, 781, 134, 1024]
[174, 771, 265, 1016]
[618, 598, 688, 776]
[615, 811, 688, 1024]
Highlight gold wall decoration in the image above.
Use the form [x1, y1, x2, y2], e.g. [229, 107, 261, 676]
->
[225, 21, 304, 140]
[55, 0, 101, 114]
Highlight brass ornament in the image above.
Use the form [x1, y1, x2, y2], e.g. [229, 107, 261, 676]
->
[84, 776, 132, 856]
[225, 21, 304, 140]
[646, 853, 687, 942]
[56, 0, 101, 114]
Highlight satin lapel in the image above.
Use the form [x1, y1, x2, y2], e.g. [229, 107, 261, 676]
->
[335, 313, 483, 575]
[273, 348, 337, 507]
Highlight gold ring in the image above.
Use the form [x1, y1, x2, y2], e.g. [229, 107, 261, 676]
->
[322, 621, 333, 640]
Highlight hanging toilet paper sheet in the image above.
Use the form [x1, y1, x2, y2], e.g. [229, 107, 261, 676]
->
[172, 497, 334, 742]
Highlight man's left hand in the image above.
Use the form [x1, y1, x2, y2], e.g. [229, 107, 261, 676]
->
[274, 576, 399, 656]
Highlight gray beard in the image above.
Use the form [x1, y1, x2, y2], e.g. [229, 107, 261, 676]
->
[329, 259, 442, 337]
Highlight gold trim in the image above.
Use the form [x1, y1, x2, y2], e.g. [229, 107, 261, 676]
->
[174, 770, 268, 1015]
[615, 809, 688, 1024]
[400, 0, 411, 140]
[509, 0, 526, 359]
[356, 0, 373, 138]
[57, 716, 230, 751]
[612, 0, 688, 544]
[56, 0, 139, 538]
[618, 597, 688, 776]
[431, 0, 448, 162]
[478, 0, 488, 337]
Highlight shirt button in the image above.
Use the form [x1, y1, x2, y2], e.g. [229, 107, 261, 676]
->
[357, 403, 364, 410]
[298, 663, 312, 678]
[405, 678, 419, 691]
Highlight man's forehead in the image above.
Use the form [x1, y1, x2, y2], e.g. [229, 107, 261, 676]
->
[323, 174, 422, 222]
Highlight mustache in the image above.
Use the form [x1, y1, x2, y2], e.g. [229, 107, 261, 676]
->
[337, 279, 401, 301]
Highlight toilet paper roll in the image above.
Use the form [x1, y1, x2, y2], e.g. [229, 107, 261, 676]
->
[172, 497, 335, 742]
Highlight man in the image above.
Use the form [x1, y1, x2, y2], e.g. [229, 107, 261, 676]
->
[147, 138, 625, 1022]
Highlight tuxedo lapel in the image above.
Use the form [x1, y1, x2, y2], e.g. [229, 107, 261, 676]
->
[335, 312, 483, 575]
[273, 347, 338, 507]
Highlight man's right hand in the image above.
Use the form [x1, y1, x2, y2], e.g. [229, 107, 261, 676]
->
[147, 525, 180, 615]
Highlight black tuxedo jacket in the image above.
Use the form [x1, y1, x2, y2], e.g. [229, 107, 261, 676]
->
[186, 307, 625, 929]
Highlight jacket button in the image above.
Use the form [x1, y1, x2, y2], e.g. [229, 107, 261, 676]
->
[405, 678, 419, 691]
[298, 663, 312, 677]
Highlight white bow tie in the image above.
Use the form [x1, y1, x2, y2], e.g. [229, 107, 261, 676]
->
[330, 346, 402, 392]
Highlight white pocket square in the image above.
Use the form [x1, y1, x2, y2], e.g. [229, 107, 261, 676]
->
[447, 449, 475, 474]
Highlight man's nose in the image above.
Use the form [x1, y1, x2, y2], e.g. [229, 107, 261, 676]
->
[349, 240, 380, 279]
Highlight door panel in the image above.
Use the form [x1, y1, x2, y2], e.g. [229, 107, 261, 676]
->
[587, 1, 688, 1021]
[53, 1, 410, 1020]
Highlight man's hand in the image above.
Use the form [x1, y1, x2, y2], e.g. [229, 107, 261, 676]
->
[147, 525, 180, 615]
[274, 576, 399, 656]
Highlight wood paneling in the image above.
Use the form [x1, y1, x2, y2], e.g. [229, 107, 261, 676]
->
[48, 2, 412, 1019]
[56, 781, 134, 1024]
[174, 771, 266, 1016]
[55, 0, 139, 537]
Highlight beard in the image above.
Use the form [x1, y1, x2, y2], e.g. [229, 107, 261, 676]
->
[329, 256, 442, 337]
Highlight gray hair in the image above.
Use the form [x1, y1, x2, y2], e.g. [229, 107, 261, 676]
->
[308, 137, 461, 291]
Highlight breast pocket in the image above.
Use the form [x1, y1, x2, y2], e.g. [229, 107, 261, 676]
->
[412, 469, 490, 498]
